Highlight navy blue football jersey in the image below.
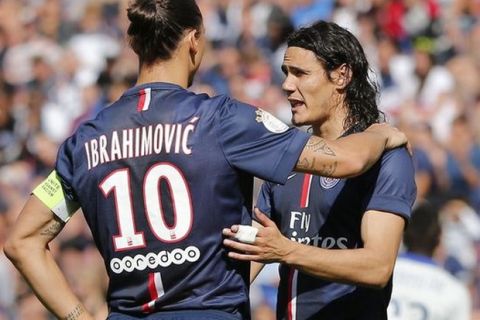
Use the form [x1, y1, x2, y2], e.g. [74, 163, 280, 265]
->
[257, 148, 416, 320]
[54, 82, 310, 318]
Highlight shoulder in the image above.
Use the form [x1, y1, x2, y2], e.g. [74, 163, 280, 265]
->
[211, 95, 256, 113]
[362, 147, 414, 181]
[191, 94, 257, 121]
[376, 148, 415, 178]
[380, 147, 413, 165]
[362, 147, 417, 215]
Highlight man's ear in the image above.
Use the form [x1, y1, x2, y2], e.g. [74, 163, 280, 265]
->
[187, 29, 200, 55]
[332, 63, 352, 89]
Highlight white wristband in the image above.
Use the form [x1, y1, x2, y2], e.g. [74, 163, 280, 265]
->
[234, 225, 258, 244]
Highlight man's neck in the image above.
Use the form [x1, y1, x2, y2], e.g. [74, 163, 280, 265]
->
[136, 55, 190, 88]
[312, 120, 344, 140]
[312, 105, 348, 139]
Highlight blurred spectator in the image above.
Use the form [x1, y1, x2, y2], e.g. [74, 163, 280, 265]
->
[440, 198, 480, 285]
[388, 202, 471, 320]
[374, 35, 413, 118]
[0, 82, 22, 165]
[16, 293, 51, 320]
[67, 1, 121, 87]
[259, 5, 294, 85]
[201, 0, 243, 48]
[0, 201, 15, 318]
[403, 0, 441, 39]
[250, 262, 279, 318]
[199, 45, 243, 95]
[444, 115, 480, 211]
[290, 0, 334, 29]
[411, 39, 456, 139]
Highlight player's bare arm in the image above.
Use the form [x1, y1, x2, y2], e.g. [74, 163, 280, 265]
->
[40, 218, 63, 237]
[3, 195, 93, 320]
[63, 304, 87, 320]
[296, 137, 337, 176]
[296, 123, 408, 178]
[223, 208, 405, 288]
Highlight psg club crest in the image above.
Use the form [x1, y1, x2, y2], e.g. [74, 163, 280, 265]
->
[320, 177, 340, 189]
[255, 109, 289, 133]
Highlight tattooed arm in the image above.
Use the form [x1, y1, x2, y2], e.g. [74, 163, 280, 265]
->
[4, 195, 93, 320]
[295, 123, 408, 178]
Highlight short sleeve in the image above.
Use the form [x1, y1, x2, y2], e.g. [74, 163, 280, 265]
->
[215, 99, 310, 184]
[256, 182, 274, 217]
[53, 134, 82, 220]
[365, 148, 417, 221]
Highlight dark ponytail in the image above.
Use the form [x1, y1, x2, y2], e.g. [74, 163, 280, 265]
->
[127, 0, 203, 65]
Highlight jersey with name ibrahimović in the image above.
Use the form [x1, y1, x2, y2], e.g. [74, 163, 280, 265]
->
[41, 82, 311, 318]
[257, 148, 416, 320]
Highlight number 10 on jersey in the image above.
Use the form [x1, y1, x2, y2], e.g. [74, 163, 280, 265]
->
[99, 163, 193, 251]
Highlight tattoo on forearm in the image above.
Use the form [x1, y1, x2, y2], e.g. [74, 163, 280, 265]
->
[297, 137, 338, 175]
[297, 157, 338, 176]
[40, 220, 63, 237]
[305, 138, 336, 156]
[63, 304, 84, 320]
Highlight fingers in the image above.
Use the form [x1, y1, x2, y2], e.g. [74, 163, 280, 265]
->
[223, 238, 262, 258]
[222, 227, 237, 238]
[223, 226, 258, 243]
[226, 251, 261, 261]
[223, 238, 257, 251]
[254, 208, 275, 227]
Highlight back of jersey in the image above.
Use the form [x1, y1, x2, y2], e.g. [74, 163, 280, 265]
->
[56, 82, 260, 316]
[388, 255, 471, 320]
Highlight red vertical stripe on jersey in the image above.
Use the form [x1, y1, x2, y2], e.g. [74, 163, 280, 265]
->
[287, 268, 298, 320]
[300, 174, 312, 208]
[148, 273, 159, 301]
[137, 89, 146, 112]
[287, 268, 294, 320]
[142, 273, 158, 313]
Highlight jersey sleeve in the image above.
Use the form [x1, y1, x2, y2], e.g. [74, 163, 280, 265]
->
[32, 170, 80, 222]
[215, 98, 310, 184]
[42, 134, 82, 222]
[365, 148, 417, 221]
[256, 181, 274, 217]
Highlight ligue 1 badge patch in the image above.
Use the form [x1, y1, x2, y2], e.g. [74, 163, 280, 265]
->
[320, 177, 340, 189]
[255, 109, 289, 133]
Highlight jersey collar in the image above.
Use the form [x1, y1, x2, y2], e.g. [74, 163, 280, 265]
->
[122, 82, 184, 97]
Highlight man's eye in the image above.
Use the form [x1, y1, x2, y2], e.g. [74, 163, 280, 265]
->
[291, 69, 305, 77]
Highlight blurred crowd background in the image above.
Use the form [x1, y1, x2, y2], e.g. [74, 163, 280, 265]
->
[0, 0, 480, 319]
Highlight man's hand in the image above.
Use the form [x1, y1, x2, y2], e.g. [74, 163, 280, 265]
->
[366, 123, 410, 153]
[222, 208, 295, 263]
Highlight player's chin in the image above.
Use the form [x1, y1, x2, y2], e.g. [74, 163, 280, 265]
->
[291, 114, 307, 127]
